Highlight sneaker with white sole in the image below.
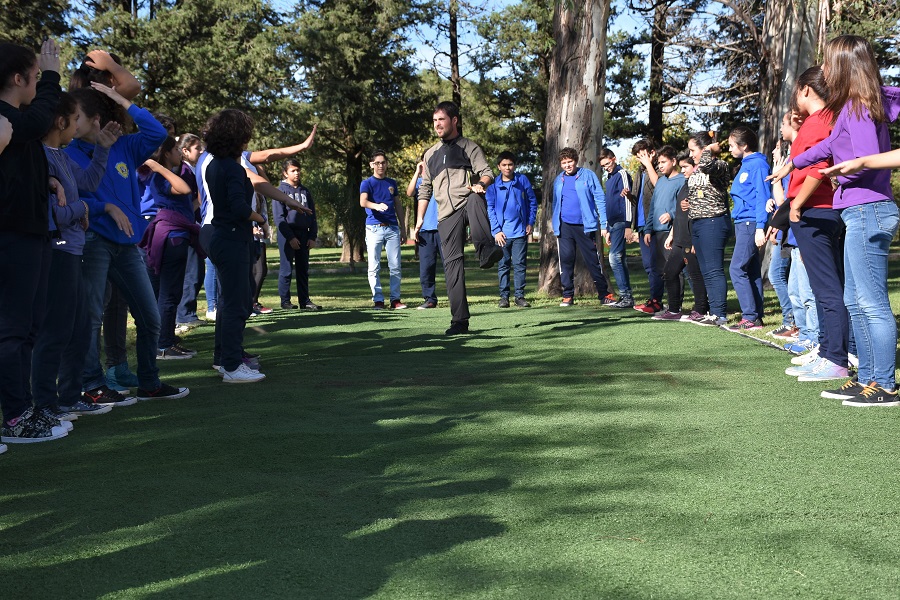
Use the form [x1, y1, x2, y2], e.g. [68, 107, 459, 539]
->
[1, 409, 68, 444]
[223, 363, 266, 383]
[84, 385, 136, 407]
[36, 407, 73, 433]
[790, 347, 820, 366]
[797, 358, 849, 382]
[821, 377, 866, 400]
[59, 399, 113, 416]
[785, 356, 824, 377]
[0, 443, 6, 454]
[135, 383, 190, 401]
[848, 353, 859, 368]
[842, 383, 900, 407]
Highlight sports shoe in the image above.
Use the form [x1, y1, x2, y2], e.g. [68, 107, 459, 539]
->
[445, 322, 470, 336]
[108, 362, 139, 388]
[785, 340, 816, 355]
[135, 383, 190, 401]
[36, 407, 73, 433]
[602, 293, 617, 306]
[842, 383, 900, 407]
[84, 385, 136, 407]
[249, 305, 261, 317]
[724, 318, 763, 332]
[498, 297, 510, 308]
[223, 363, 266, 383]
[0, 443, 6, 455]
[821, 376, 866, 400]
[390, 299, 408, 309]
[254, 303, 273, 314]
[559, 297, 574, 307]
[105, 367, 130, 392]
[281, 301, 298, 310]
[693, 314, 724, 327]
[848, 353, 859, 368]
[785, 356, 823, 377]
[417, 300, 437, 309]
[798, 358, 849, 382]
[514, 297, 530, 308]
[172, 343, 197, 356]
[47, 405, 77, 422]
[790, 346, 820, 366]
[611, 296, 635, 309]
[680, 311, 704, 323]
[206, 310, 217, 321]
[158, 345, 194, 360]
[373, 301, 385, 310]
[634, 298, 662, 314]
[480, 245, 504, 269]
[302, 301, 321, 311]
[769, 325, 799, 339]
[652, 310, 683, 321]
[59, 399, 113, 416]
[1, 409, 67, 444]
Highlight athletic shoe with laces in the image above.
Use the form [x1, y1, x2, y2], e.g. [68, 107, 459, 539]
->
[135, 383, 190, 401]
[107, 362, 139, 388]
[611, 296, 635, 309]
[693, 314, 725, 327]
[206, 310, 217, 321]
[785, 356, 823, 377]
[514, 297, 531, 308]
[0, 443, 6, 454]
[480, 245, 505, 269]
[302, 301, 321, 311]
[790, 346, 820, 366]
[842, 382, 900, 407]
[417, 300, 437, 309]
[848, 353, 859, 368]
[724, 318, 763, 332]
[652, 310, 683, 321]
[36, 407, 73, 433]
[390, 299, 408, 309]
[602, 293, 617, 306]
[172, 343, 197, 356]
[798, 358, 849, 382]
[821, 376, 866, 400]
[59, 399, 113, 416]
[635, 298, 662, 314]
[158, 345, 194, 360]
[1, 408, 68, 444]
[785, 340, 816, 355]
[372, 301, 385, 310]
[681, 310, 705, 323]
[254, 303, 273, 314]
[84, 385, 136, 407]
[47, 405, 77, 422]
[559, 297, 574, 307]
[223, 363, 266, 383]
[498, 297, 510, 308]
[769, 325, 799, 339]
[281, 301, 298, 310]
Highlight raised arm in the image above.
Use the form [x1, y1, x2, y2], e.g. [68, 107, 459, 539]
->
[247, 125, 317, 164]
[84, 50, 141, 100]
[246, 169, 312, 214]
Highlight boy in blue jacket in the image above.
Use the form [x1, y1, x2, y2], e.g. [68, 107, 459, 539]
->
[486, 152, 538, 307]
[598, 148, 633, 307]
[551, 147, 611, 306]
[275, 158, 319, 311]
[725, 126, 771, 331]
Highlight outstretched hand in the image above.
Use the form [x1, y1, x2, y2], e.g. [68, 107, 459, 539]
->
[95, 121, 123, 148]
[38, 38, 60, 74]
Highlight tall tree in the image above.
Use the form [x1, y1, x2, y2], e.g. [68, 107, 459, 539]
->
[538, 0, 612, 296]
[0, 0, 72, 45]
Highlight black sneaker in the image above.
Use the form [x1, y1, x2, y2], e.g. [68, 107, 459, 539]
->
[842, 382, 900, 407]
[1, 408, 68, 444]
[84, 385, 136, 407]
[821, 376, 865, 400]
[514, 297, 530, 308]
[480, 245, 505, 269]
[498, 297, 510, 308]
[611, 296, 635, 309]
[36, 406, 73, 433]
[135, 383, 190, 401]
[158, 346, 194, 360]
[281, 300, 299, 310]
[172, 343, 197, 356]
[445, 322, 470, 336]
[302, 301, 321, 311]
[417, 300, 437, 310]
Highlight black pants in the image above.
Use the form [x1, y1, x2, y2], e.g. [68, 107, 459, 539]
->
[437, 192, 498, 326]
[208, 233, 252, 372]
[557, 222, 609, 300]
[102, 282, 130, 368]
[418, 229, 443, 303]
[177, 245, 205, 324]
[157, 238, 189, 349]
[663, 244, 708, 314]
[278, 230, 312, 304]
[251, 241, 267, 304]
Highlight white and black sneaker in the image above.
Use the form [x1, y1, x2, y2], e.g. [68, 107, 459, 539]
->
[158, 345, 194, 360]
[36, 407, 74, 433]
[1, 408, 68, 444]
[84, 385, 136, 407]
[135, 383, 190, 401]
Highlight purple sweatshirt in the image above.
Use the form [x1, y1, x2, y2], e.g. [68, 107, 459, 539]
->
[44, 144, 110, 255]
[793, 86, 900, 209]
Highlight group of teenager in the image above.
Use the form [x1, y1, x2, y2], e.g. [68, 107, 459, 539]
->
[0, 39, 323, 450]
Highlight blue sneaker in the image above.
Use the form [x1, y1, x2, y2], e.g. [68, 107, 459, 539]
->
[798, 358, 849, 382]
[785, 356, 823, 377]
[107, 362, 139, 388]
[105, 367, 130, 392]
[785, 340, 815, 355]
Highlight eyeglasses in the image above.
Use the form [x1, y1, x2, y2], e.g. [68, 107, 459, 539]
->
[372, 161, 387, 166]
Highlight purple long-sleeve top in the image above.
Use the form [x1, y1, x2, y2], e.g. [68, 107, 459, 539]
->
[44, 144, 110, 255]
[792, 86, 900, 209]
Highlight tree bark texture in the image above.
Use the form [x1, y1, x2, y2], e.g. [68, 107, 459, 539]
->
[538, 0, 612, 297]
[339, 151, 365, 264]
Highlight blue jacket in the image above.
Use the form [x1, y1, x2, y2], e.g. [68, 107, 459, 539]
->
[604, 165, 632, 224]
[648, 173, 685, 233]
[730, 152, 771, 228]
[65, 104, 168, 244]
[486, 172, 538, 238]
[551, 167, 606, 235]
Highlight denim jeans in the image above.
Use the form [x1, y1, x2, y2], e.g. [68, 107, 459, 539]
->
[81, 232, 161, 391]
[787, 248, 818, 345]
[607, 221, 631, 297]
[157, 238, 189, 349]
[498, 236, 528, 299]
[177, 245, 205, 324]
[841, 201, 899, 388]
[729, 221, 764, 322]
[365, 224, 402, 302]
[278, 229, 312, 304]
[638, 231, 663, 300]
[418, 229, 442, 303]
[204, 257, 219, 312]
[691, 215, 732, 318]
[768, 238, 793, 326]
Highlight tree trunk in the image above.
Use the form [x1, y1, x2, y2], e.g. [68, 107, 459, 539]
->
[449, 0, 462, 111]
[339, 150, 365, 265]
[647, 1, 666, 144]
[538, 0, 612, 297]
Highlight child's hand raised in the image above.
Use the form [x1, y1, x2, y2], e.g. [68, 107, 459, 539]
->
[90, 82, 132, 110]
[95, 121, 123, 148]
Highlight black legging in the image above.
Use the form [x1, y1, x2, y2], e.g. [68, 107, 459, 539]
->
[251, 241, 267, 304]
[663, 244, 708, 314]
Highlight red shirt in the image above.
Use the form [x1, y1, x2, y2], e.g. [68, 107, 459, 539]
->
[788, 110, 834, 209]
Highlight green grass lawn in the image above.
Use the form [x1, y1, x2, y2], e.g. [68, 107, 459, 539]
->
[2, 244, 899, 598]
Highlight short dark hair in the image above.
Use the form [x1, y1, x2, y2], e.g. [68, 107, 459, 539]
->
[69, 52, 124, 91]
[657, 145, 677, 161]
[70, 87, 122, 128]
[676, 151, 694, 165]
[151, 136, 179, 164]
[202, 109, 254, 159]
[558, 147, 578, 163]
[54, 92, 79, 130]
[434, 101, 459, 121]
[631, 138, 656, 156]
[282, 158, 301, 173]
[370, 149, 387, 161]
[497, 151, 516, 164]
[0, 44, 37, 90]
[599, 147, 616, 160]
[154, 113, 177, 135]
[728, 125, 759, 152]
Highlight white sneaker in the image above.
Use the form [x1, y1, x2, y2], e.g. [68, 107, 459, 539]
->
[0, 443, 6, 455]
[791, 347, 820, 366]
[848, 353, 859, 368]
[206, 310, 217, 321]
[223, 363, 265, 383]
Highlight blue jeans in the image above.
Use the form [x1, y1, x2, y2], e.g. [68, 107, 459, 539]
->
[418, 229, 442, 303]
[768, 238, 793, 326]
[365, 224, 402, 302]
[787, 248, 819, 345]
[607, 221, 632, 297]
[841, 201, 899, 388]
[638, 231, 663, 300]
[81, 232, 161, 391]
[204, 258, 219, 312]
[692, 215, 732, 318]
[729, 221, 764, 322]
[498, 236, 528, 299]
